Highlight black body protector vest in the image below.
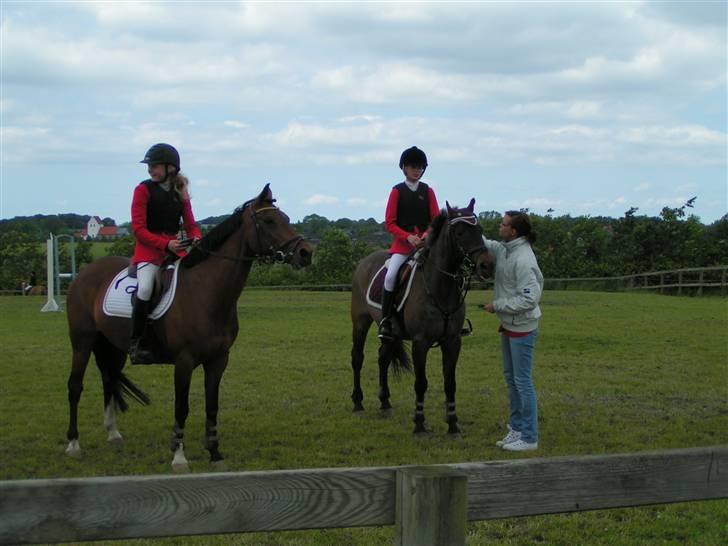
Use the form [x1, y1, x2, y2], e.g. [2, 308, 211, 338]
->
[395, 182, 431, 233]
[142, 180, 183, 235]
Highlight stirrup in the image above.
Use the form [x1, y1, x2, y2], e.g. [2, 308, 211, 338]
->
[129, 339, 154, 365]
[377, 320, 393, 342]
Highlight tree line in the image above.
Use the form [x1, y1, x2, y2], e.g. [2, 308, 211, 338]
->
[0, 199, 725, 291]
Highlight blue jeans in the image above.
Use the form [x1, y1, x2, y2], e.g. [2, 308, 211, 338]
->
[501, 330, 539, 443]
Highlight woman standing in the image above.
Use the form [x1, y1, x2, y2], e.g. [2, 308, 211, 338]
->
[483, 211, 543, 451]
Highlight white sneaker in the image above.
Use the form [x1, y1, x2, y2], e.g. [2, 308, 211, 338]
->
[495, 425, 521, 447]
[502, 439, 538, 451]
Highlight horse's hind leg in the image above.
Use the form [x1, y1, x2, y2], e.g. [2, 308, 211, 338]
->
[351, 314, 372, 413]
[66, 337, 93, 457]
[93, 334, 127, 445]
[203, 354, 229, 468]
[441, 335, 462, 435]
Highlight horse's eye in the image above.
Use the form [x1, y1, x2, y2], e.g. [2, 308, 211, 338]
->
[264, 218, 276, 225]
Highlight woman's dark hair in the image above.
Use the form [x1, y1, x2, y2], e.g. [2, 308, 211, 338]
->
[505, 210, 537, 244]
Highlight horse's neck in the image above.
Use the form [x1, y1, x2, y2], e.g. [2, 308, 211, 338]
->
[183, 228, 253, 311]
[424, 229, 461, 299]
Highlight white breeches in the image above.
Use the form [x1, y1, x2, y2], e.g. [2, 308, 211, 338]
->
[384, 253, 408, 292]
[135, 263, 159, 301]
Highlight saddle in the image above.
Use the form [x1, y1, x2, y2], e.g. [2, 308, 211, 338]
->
[127, 256, 176, 310]
[366, 251, 421, 312]
[102, 260, 181, 322]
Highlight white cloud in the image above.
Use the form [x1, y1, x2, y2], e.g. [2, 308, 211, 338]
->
[224, 121, 250, 130]
[304, 194, 339, 206]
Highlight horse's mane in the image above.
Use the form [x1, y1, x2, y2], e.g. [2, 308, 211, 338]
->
[181, 202, 248, 268]
[426, 210, 448, 247]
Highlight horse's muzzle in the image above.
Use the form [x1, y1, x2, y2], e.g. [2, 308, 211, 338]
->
[474, 250, 492, 280]
[290, 241, 313, 269]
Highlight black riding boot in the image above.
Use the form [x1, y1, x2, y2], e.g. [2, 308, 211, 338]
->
[378, 289, 395, 342]
[129, 299, 154, 364]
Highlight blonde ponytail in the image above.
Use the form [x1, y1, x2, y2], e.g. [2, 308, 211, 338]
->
[173, 172, 191, 202]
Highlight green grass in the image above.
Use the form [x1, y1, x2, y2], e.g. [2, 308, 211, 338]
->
[1, 290, 726, 545]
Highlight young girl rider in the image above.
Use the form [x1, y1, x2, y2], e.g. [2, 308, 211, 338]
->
[379, 146, 440, 341]
[129, 143, 201, 363]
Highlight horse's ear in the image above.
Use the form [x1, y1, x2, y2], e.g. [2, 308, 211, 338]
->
[257, 183, 272, 203]
[446, 201, 453, 216]
[468, 198, 475, 212]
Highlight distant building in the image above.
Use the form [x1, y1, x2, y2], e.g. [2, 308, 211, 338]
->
[87, 216, 103, 238]
[76, 216, 122, 240]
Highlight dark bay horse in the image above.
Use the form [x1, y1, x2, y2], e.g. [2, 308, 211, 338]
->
[65, 184, 312, 471]
[350, 199, 489, 434]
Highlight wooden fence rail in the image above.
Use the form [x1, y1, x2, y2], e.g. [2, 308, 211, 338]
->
[1, 445, 726, 545]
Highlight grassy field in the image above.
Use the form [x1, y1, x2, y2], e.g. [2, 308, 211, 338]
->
[0, 290, 726, 545]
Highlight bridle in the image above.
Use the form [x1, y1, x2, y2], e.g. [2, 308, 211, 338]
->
[249, 204, 305, 264]
[191, 200, 304, 264]
[421, 211, 486, 342]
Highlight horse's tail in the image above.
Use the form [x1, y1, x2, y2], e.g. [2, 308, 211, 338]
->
[380, 338, 412, 377]
[112, 371, 151, 412]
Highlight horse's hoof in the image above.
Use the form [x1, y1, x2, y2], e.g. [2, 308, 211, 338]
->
[379, 408, 394, 418]
[172, 462, 190, 473]
[107, 431, 124, 444]
[211, 459, 227, 471]
[352, 405, 365, 415]
[65, 440, 82, 458]
[413, 427, 431, 436]
[447, 431, 463, 439]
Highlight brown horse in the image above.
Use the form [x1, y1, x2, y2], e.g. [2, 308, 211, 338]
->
[65, 184, 312, 471]
[350, 199, 489, 434]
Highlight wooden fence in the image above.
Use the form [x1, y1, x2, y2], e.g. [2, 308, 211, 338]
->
[243, 265, 728, 295]
[1, 445, 726, 545]
[540, 265, 728, 296]
[2, 266, 726, 297]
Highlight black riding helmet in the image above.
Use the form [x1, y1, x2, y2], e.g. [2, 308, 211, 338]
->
[140, 143, 180, 171]
[399, 146, 428, 170]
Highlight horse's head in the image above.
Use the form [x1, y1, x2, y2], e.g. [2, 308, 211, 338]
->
[243, 184, 313, 269]
[445, 198, 490, 279]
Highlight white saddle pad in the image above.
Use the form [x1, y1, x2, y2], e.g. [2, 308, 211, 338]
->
[366, 257, 418, 312]
[102, 261, 180, 320]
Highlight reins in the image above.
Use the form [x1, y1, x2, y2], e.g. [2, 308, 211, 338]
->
[188, 202, 303, 265]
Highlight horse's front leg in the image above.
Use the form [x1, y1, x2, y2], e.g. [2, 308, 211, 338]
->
[170, 357, 194, 473]
[441, 335, 463, 435]
[351, 320, 369, 413]
[203, 353, 229, 468]
[412, 340, 430, 434]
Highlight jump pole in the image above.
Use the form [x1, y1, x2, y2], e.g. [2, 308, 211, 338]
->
[40, 234, 59, 312]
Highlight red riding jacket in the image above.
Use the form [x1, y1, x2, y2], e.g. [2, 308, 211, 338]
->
[384, 181, 440, 255]
[131, 181, 202, 265]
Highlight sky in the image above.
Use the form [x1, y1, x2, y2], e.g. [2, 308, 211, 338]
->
[1, 1, 726, 226]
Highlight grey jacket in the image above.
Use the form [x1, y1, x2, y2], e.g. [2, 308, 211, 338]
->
[482, 236, 544, 333]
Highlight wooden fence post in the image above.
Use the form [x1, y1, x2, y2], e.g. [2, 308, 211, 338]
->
[678, 271, 683, 296]
[722, 267, 727, 297]
[396, 466, 467, 546]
